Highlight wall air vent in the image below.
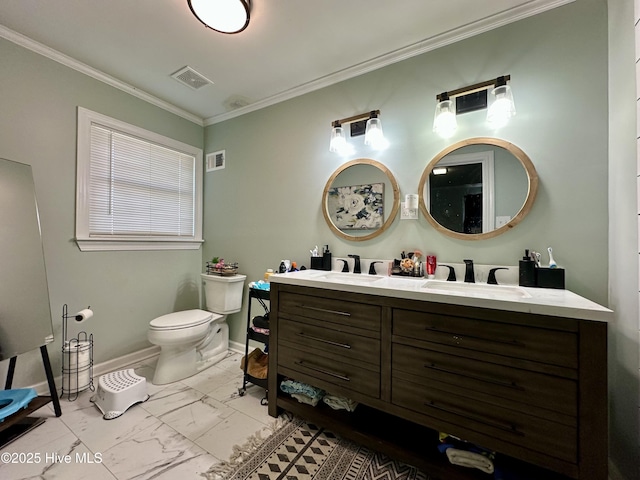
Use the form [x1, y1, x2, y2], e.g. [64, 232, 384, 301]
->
[171, 66, 213, 90]
[206, 150, 226, 172]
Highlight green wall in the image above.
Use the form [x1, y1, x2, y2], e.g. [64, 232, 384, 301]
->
[204, 0, 609, 345]
[0, 38, 204, 385]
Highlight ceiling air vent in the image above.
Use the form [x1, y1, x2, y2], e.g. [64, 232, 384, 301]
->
[171, 66, 213, 90]
[206, 150, 226, 172]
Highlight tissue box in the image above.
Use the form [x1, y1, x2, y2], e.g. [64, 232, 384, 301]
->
[536, 268, 565, 289]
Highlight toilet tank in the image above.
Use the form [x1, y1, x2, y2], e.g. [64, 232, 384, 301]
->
[201, 274, 246, 314]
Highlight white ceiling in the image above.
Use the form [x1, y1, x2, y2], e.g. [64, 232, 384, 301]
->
[0, 0, 572, 125]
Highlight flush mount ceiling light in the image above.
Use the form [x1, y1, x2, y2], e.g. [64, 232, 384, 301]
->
[329, 110, 388, 156]
[433, 75, 515, 138]
[188, 0, 251, 34]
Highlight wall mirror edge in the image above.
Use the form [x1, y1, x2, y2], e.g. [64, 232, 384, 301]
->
[418, 137, 538, 241]
[322, 158, 400, 242]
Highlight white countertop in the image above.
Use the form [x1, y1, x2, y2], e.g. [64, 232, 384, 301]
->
[269, 270, 613, 323]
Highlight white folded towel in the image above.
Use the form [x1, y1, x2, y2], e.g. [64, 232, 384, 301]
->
[445, 447, 494, 474]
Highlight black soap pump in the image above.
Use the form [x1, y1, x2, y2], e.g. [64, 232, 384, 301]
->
[519, 249, 536, 287]
[322, 245, 332, 271]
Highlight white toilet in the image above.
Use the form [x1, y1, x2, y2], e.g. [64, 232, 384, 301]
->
[147, 273, 246, 385]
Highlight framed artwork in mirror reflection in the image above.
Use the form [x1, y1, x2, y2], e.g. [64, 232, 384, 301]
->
[327, 183, 384, 230]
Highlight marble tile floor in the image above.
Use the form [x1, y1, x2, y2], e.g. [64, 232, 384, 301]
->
[0, 352, 276, 480]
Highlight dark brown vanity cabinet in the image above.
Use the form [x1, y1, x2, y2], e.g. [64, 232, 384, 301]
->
[268, 284, 607, 480]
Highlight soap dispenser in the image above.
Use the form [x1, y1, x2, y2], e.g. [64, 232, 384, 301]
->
[322, 245, 332, 271]
[519, 249, 536, 287]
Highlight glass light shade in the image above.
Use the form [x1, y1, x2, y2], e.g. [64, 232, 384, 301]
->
[487, 84, 516, 128]
[188, 0, 250, 34]
[433, 99, 457, 138]
[329, 126, 354, 156]
[364, 117, 389, 150]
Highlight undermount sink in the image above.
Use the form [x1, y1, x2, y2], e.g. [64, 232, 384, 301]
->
[317, 272, 385, 285]
[421, 280, 531, 299]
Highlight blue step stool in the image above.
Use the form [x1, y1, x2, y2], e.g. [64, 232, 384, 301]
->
[0, 388, 38, 422]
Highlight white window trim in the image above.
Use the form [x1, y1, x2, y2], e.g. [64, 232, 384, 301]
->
[75, 107, 204, 251]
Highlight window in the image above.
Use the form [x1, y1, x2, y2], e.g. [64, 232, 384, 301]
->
[76, 107, 203, 251]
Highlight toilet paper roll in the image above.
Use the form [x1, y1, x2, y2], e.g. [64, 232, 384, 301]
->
[75, 309, 93, 323]
[63, 341, 91, 370]
[62, 368, 91, 393]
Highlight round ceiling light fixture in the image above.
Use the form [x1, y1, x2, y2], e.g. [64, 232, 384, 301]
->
[188, 0, 251, 34]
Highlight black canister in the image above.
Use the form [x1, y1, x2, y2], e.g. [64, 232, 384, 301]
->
[519, 250, 536, 287]
[322, 245, 332, 271]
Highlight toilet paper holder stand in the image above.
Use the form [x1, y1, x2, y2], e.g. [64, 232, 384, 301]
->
[61, 304, 94, 401]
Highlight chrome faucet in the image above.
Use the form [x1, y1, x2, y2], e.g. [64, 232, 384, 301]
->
[464, 259, 475, 283]
[348, 254, 361, 274]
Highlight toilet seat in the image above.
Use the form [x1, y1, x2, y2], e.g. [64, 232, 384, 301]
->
[149, 309, 213, 331]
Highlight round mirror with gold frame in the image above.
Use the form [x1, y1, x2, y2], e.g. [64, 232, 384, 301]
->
[323, 158, 400, 242]
[418, 138, 538, 240]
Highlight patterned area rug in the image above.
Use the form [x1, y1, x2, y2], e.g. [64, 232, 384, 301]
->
[204, 417, 430, 480]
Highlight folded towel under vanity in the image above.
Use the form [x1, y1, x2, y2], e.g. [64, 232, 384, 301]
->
[323, 394, 358, 412]
[280, 379, 325, 404]
[445, 448, 495, 474]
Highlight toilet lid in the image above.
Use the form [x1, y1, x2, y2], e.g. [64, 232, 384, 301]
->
[150, 309, 213, 330]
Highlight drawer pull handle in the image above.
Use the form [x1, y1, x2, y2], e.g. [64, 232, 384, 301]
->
[424, 326, 523, 347]
[294, 361, 350, 382]
[300, 305, 352, 317]
[425, 400, 524, 436]
[297, 332, 352, 349]
[425, 363, 522, 390]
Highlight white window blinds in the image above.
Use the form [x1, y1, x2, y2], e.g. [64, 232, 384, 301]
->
[75, 107, 203, 251]
[89, 125, 196, 237]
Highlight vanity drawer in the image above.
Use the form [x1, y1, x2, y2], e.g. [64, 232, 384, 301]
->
[279, 318, 380, 366]
[392, 377, 577, 464]
[280, 291, 381, 333]
[279, 345, 380, 398]
[392, 343, 577, 417]
[393, 309, 577, 368]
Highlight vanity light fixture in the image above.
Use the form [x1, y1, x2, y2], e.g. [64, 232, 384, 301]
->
[364, 111, 389, 150]
[187, 0, 251, 34]
[487, 76, 516, 128]
[433, 75, 514, 138]
[433, 92, 458, 138]
[329, 110, 388, 155]
[329, 121, 354, 156]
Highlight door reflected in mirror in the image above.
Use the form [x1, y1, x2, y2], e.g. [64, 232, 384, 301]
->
[419, 138, 537, 240]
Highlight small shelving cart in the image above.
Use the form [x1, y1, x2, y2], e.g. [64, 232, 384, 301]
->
[239, 287, 269, 402]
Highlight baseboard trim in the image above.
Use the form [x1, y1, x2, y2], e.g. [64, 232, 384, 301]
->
[32, 345, 160, 395]
[32, 342, 252, 396]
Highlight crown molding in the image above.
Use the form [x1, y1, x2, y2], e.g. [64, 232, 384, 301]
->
[204, 0, 574, 126]
[1, 0, 573, 128]
[0, 25, 204, 126]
